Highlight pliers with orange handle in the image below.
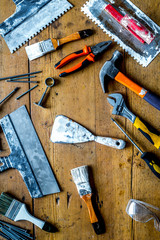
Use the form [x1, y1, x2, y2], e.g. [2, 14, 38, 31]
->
[54, 41, 112, 77]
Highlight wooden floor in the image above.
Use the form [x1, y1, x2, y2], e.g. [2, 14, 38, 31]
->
[0, 0, 160, 239]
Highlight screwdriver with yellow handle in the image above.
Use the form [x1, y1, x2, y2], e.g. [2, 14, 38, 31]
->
[107, 93, 160, 150]
[112, 118, 160, 179]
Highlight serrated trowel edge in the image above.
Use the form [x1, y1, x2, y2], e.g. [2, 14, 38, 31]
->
[81, 0, 160, 67]
[3, 0, 73, 53]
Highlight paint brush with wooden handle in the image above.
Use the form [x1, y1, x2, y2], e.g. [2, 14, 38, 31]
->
[0, 192, 57, 233]
[25, 29, 93, 60]
[71, 165, 105, 235]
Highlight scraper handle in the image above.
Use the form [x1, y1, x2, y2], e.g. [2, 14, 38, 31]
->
[94, 136, 126, 149]
[115, 72, 160, 111]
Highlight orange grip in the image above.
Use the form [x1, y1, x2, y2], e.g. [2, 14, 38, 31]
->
[81, 193, 98, 223]
[55, 46, 91, 69]
[59, 53, 95, 76]
[115, 72, 147, 98]
[58, 32, 81, 45]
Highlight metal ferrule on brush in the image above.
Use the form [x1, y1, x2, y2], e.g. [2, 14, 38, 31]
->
[5, 200, 22, 220]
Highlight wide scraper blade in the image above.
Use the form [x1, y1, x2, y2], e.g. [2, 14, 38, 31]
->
[0, 106, 60, 197]
[50, 115, 95, 144]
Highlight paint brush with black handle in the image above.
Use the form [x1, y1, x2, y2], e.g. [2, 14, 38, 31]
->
[0, 193, 57, 233]
[71, 166, 105, 235]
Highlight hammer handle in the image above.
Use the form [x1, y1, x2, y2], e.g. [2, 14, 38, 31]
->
[115, 72, 160, 111]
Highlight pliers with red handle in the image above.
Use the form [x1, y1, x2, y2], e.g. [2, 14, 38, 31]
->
[54, 41, 112, 77]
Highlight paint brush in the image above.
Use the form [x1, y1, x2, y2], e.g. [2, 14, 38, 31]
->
[71, 166, 105, 235]
[25, 29, 93, 60]
[0, 193, 57, 233]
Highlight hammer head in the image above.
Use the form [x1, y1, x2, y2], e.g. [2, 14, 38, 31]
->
[99, 51, 123, 93]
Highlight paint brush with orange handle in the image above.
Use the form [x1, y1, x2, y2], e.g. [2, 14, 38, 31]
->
[71, 165, 105, 235]
[25, 29, 93, 60]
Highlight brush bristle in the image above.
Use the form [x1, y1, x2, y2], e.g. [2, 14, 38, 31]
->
[0, 193, 13, 216]
[71, 165, 92, 196]
[71, 165, 89, 184]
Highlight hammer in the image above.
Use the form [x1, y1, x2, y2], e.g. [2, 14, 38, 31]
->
[99, 51, 160, 111]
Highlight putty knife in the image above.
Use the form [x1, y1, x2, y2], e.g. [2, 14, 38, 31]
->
[50, 115, 126, 149]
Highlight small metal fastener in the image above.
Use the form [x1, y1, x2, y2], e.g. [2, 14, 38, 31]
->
[0, 71, 42, 81]
[6, 80, 39, 83]
[16, 85, 38, 100]
[0, 87, 19, 105]
[34, 77, 55, 108]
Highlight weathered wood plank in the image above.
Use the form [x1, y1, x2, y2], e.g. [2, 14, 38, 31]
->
[0, 0, 160, 239]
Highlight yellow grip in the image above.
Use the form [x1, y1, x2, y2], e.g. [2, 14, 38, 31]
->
[134, 117, 160, 149]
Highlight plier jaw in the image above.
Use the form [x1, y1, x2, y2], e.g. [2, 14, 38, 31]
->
[55, 41, 112, 77]
[91, 41, 112, 58]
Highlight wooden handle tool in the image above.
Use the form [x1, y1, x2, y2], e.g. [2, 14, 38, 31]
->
[25, 29, 93, 60]
[52, 29, 93, 49]
[71, 166, 105, 235]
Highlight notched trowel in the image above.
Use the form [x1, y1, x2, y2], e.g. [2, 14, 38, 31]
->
[81, 0, 160, 67]
[0, 0, 73, 53]
[50, 115, 126, 149]
[0, 105, 60, 198]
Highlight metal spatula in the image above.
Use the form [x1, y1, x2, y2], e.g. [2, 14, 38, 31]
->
[50, 115, 126, 149]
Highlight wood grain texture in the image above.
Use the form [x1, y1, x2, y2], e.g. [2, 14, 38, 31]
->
[0, 0, 160, 239]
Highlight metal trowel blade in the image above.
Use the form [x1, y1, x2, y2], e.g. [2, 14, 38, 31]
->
[50, 115, 95, 144]
[9, 106, 60, 196]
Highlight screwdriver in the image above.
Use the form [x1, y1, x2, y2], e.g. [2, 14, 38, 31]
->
[111, 118, 160, 179]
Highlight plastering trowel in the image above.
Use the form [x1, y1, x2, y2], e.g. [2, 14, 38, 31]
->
[81, 0, 160, 67]
[0, 0, 73, 53]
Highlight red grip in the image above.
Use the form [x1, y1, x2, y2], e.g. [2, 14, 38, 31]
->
[105, 4, 154, 44]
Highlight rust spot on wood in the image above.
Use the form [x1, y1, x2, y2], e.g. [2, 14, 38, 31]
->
[67, 22, 74, 27]
[67, 192, 72, 208]
[52, 20, 62, 29]
[56, 197, 60, 205]
[22, 196, 25, 202]
[85, 20, 91, 25]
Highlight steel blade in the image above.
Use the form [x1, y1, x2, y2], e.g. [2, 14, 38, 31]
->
[50, 115, 94, 144]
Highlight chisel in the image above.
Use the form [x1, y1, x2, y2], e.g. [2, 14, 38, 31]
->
[112, 118, 160, 179]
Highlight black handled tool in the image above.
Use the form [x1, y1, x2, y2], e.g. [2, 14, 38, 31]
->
[107, 93, 160, 150]
[112, 118, 160, 179]
[55, 41, 112, 77]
